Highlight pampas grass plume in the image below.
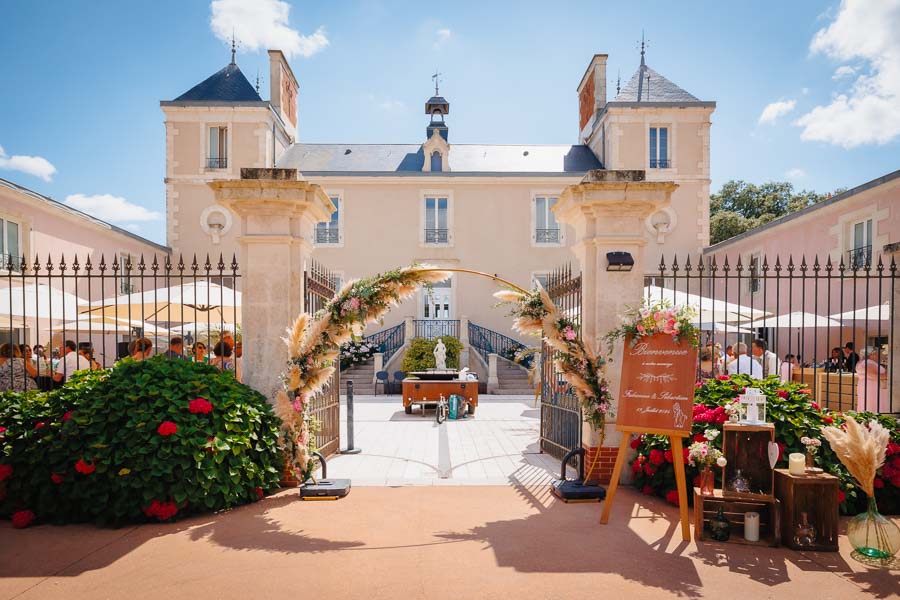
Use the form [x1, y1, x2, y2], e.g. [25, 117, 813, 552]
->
[821, 415, 890, 498]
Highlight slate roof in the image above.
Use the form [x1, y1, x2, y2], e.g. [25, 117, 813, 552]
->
[614, 65, 699, 103]
[173, 62, 262, 102]
[277, 144, 602, 175]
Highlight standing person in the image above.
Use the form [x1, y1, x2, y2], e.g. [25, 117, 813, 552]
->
[724, 345, 736, 370]
[31, 345, 52, 378]
[53, 340, 91, 383]
[855, 347, 888, 412]
[726, 342, 763, 379]
[779, 354, 797, 383]
[17, 344, 39, 379]
[843, 342, 860, 372]
[130, 338, 153, 361]
[0, 344, 37, 391]
[211, 340, 242, 382]
[697, 347, 718, 381]
[163, 336, 188, 360]
[751, 339, 779, 378]
[824, 347, 845, 372]
[192, 341, 208, 364]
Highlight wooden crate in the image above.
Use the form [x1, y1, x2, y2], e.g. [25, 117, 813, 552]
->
[722, 423, 775, 500]
[693, 488, 781, 547]
[774, 468, 840, 552]
[816, 372, 856, 412]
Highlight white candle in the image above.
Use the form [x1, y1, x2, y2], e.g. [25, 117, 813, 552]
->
[744, 511, 760, 542]
[788, 453, 806, 475]
[746, 402, 759, 423]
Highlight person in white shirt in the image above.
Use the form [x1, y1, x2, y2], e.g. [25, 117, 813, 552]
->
[779, 354, 797, 383]
[53, 340, 91, 383]
[751, 339, 779, 379]
[726, 342, 763, 379]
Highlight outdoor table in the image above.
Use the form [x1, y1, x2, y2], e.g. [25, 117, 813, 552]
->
[402, 378, 478, 415]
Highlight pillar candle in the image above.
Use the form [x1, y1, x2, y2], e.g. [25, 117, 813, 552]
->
[744, 511, 760, 542]
[788, 453, 806, 475]
[745, 402, 759, 423]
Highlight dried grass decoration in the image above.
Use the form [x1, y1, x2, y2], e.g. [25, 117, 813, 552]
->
[277, 265, 451, 481]
[494, 285, 615, 432]
[821, 415, 900, 564]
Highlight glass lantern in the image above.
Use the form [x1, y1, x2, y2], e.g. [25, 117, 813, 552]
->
[738, 387, 767, 425]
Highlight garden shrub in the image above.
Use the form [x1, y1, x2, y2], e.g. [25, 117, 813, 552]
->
[401, 336, 462, 372]
[339, 339, 376, 371]
[0, 356, 282, 526]
[630, 373, 900, 515]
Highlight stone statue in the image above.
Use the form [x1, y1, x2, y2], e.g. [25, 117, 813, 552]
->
[433, 338, 447, 369]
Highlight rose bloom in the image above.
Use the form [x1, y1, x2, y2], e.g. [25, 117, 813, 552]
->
[717, 375, 730, 381]
[11, 510, 35, 529]
[157, 421, 178, 436]
[63, 411, 73, 421]
[664, 450, 674, 463]
[837, 490, 846, 504]
[0, 463, 12, 481]
[874, 478, 885, 489]
[649, 449, 665, 466]
[810, 402, 820, 411]
[188, 398, 213, 414]
[777, 389, 788, 399]
[823, 416, 834, 425]
[75, 458, 96, 475]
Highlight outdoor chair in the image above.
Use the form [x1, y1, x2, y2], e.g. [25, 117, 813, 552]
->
[392, 371, 406, 395]
[375, 371, 389, 396]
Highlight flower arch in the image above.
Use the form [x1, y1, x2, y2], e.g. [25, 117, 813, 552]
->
[276, 264, 614, 480]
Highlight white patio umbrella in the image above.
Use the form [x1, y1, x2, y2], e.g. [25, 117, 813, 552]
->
[698, 321, 754, 335]
[0, 283, 86, 321]
[828, 302, 890, 321]
[170, 322, 237, 335]
[52, 315, 171, 336]
[644, 286, 769, 323]
[82, 282, 240, 324]
[748, 311, 841, 329]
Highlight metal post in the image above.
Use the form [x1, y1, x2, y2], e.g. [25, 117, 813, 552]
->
[341, 380, 362, 454]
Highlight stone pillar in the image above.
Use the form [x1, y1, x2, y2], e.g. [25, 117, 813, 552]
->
[487, 353, 500, 393]
[459, 315, 470, 369]
[555, 170, 676, 483]
[372, 352, 384, 384]
[209, 169, 334, 400]
[404, 316, 415, 340]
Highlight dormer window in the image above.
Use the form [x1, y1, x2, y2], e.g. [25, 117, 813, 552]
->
[430, 151, 442, 172]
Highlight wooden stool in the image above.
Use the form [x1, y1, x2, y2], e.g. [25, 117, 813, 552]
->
[774, 468, 840, 551]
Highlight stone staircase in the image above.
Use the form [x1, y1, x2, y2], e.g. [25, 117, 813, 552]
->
[495, 356, 534, 395]
[341, 357, 376, 395]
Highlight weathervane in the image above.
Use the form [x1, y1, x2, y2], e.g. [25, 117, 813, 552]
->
[616, 69, 621, 95]
[432, 70, 442, 95]
[230, 28, 237, 64]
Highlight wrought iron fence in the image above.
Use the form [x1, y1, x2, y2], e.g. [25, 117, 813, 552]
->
[424, 229, 449, 244]
[540, 264, 583, 459]
[364, 323, 405, 364]
[303, 258, 339, 315]
[468, 321, 528, 364]
[650, 252, 897, 415]
[0, 253, 240, 392]
[535, 229, 560, 244]
[414, 319, 459, 339]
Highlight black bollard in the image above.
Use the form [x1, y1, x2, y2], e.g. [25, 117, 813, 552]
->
[341, 379, 362, 454]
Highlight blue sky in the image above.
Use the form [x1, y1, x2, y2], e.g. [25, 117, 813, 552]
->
[1, 0, 898, 245]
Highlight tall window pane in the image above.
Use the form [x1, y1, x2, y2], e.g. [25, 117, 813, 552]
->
[649, 128, 657, 164]
[659, 128, 668, 162]
[437, 198, 447, 230]
[426, 198, 435, 230]
[547, 198, 558, 229]
[0, 219, 5, 256]
[209, 128, 219, 160]
[6, 221, 18, 259]
[536, 197, 547, 230]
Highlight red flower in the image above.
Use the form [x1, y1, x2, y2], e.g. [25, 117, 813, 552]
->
[664, 450, 674, 463]
[665, 490, 680, 506]
[693, 433, 707, 443]
[50, 472, 63, 484]
[891, 474, 900, 489]
[630, 435, 643, 450]
[255, 487, 264, 500]
[11, 510, 35, 529]
[886, 442, 900, 456]
[643, 463, 656, 477]
[642, 485, 654, 495]
[717, 375, 731, 381]
[874, 478, 885, 489]
[823, 416, 834, 425]
[683, 447, 690, 464]
[777, 389, 788, 399]
[799, 388, 812, 395]
[0, 426, 6, 434]
[810, 402, 820, 411]
[631, 460, 643, 474]
[649, 449, 665, 466]
[62, 411, 73, 422]
[75, 458, 95, 475]
[143, 500, 179, 521]
[695, 382, 704, 388]
[188, 398, 213, 415]
[34, 422, 46, 429]
[0, 464, 11, 481]
[157, 421, 178, 436]
[838, 490, 846, 504]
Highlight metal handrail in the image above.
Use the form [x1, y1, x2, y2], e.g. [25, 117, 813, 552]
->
[414, 319, 459, 339]
[847, 245, 872, 269]
[468, 321, 527, 363]
[364, 323, 405, 364]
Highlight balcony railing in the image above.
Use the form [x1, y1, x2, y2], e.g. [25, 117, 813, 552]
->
[424, 229, 449, 244]
[364, 323, 405, 364]
[414, 319, 459, 339]
[1, 253, 23, 273]
[848, 245, 872, 269]
[468, 322, 529, 365]
[535, 228, 560, 244]
[650, 158, 670, 169]
[206, 157, 228, 169]
[316, 228, 340, 244]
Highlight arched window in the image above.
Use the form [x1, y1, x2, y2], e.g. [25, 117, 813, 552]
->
[430, 151, 442, 172]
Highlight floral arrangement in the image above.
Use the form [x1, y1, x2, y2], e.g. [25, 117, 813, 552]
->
[687, 440, 723, 468]
[629, 373, 900, 514]
[604, 300, 700, 351]
[277, 265, 451, 481]
[494, 286, 614, 433]
[801, 436, 822, 457]
[339, 340, 376, 371]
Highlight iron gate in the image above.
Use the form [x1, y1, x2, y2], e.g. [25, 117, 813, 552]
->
[304, 259, 341, 457]
[540, 264, 583, 459]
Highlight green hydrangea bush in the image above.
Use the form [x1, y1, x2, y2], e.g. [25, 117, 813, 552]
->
[401, 336, 462, 372]
[629, 374, 900, 514]
[0, 356, 282, 527]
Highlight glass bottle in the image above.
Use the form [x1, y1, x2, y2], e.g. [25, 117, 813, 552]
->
[848, 497, 900, 562]
[709, 506, 731, 541]
[793, 512, 817, 547]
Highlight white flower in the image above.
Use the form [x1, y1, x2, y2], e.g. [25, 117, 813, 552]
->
[716, 457, 727, 468]
[704, 428, 720, 441]
[360, 345, 369, 352]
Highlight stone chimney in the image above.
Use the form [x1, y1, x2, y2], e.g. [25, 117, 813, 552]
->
[577, 54, 608, 142]
[268, 50, 299, 140]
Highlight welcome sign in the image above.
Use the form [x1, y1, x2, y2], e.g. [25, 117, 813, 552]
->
[616, 334, 698, 434]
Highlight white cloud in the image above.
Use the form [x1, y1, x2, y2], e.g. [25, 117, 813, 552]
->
[832, 65, 856, 79]
[795, 0, 900, 147]
[64, 194, 162, 223]
[210, 0, 329, 59]
[785, 168, 806, 180]
[758, 99, 797, 125]
[0, 144, 56, 182]
[434, 28, 451, 48]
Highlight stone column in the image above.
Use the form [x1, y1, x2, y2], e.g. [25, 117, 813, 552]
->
[459, 315, 470, 369]
[209, 168, 334, 400]
[487, 353, 500, 393]
[555, 170, 676, 483]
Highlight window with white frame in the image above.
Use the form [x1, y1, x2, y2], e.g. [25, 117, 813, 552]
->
[532, 272, 549, 290]
[315, 196, 342, 245]
[430, 151, 442, 172]
[849, 218, 873, 268]
[649, 126, 669, 168]
[207, 126, 228, 169]
[424, 196, 449, 244]
[533, 196, 561, 244]
[0, 217, 23, 272]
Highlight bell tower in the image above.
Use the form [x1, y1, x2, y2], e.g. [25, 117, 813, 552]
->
[425, 71, 449, 141]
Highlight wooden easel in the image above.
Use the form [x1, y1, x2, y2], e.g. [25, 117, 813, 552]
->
[600, 426, 692, 542]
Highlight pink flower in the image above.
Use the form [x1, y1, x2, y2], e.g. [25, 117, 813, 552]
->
[292, 399, 303, 412]
[563, 327, 577, 341]
[777, 389, 788, 399]
[810, 402, 820, 411]
[717, 375, 731, 381]
[348, 297, 361, 310]
[636, 324, 645, 333]
[34, 422, 46, 429]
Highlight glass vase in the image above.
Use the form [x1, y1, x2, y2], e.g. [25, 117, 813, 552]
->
[847, 497, 900, 562]
[793, 511, 817, 548]
[709, 506, 731, 542]
[699, 467, 715, 496]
